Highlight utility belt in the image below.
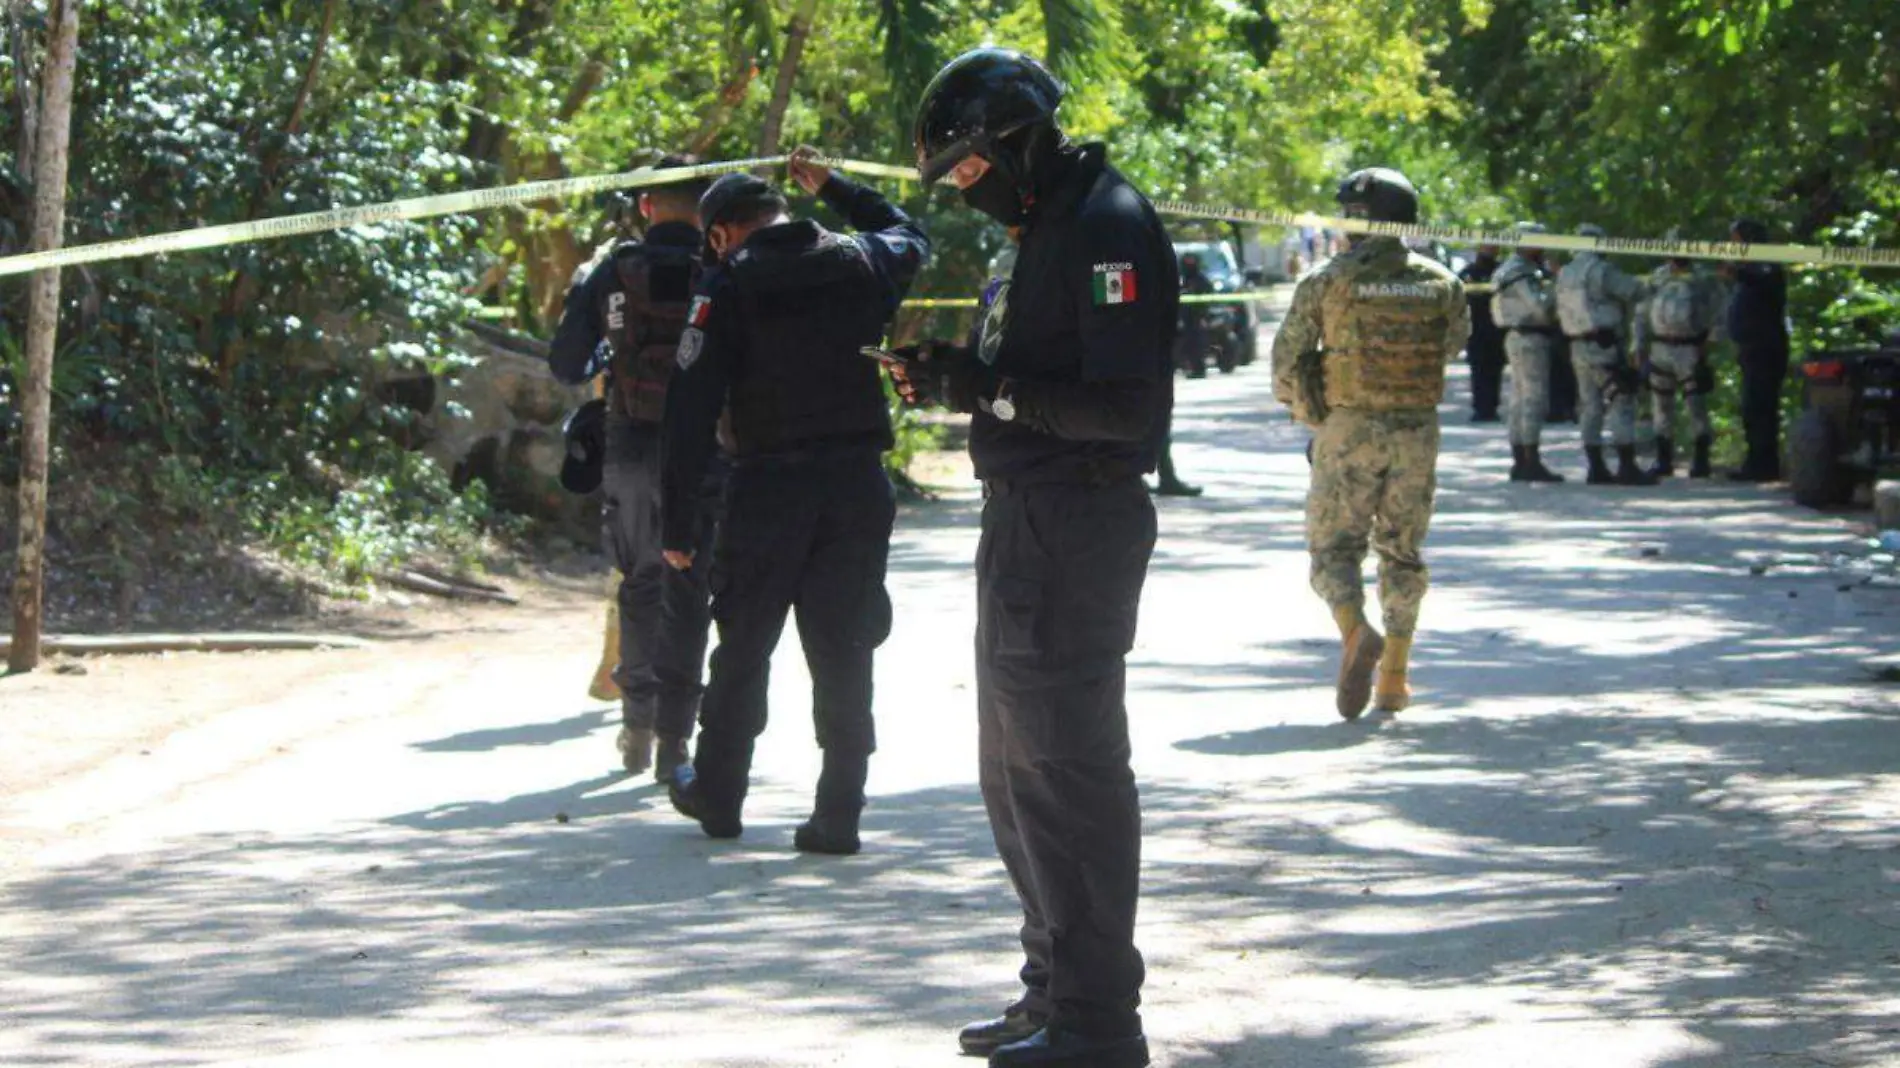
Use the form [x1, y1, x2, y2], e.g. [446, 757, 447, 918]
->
[983, 460, 1145, 498]
[1505, 325, 1560, 337]
[1565, 328, 1621, 348]
[730, 430, 885, 469]
[1653, 333, 1710, 346]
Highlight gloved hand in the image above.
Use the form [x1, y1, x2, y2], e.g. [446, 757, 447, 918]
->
[891, 340, 994, 413]
[1291, 349, 1330, 428]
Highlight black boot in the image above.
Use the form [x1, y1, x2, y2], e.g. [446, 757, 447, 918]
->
[668, 764, 743, 839]
[1649, 436, 1676, 479]
[653, 734, 690, 785]
[1585, 445, 1614, 485]
[1508, 444, 1528, 482]
[990, 1026, 1151, 1068]
[1523, 444, 1565, 483]
[794, 750, 867, 855]
[958, 1007, 1047, 1056]
[1153, 442, 1203, 498]
[1690, 435, 1713, 478]
[1616, 445, 1659, 485]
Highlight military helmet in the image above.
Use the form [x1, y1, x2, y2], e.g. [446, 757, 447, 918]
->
[913, 48, 1064, 184]
[1730, 217, 1770, 243]
[1577, 222, 1607, 239]
[1335, 167, 1419, 224]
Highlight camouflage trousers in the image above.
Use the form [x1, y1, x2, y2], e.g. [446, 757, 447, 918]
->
[1649, 342, 1713, 440]
[1307, 408, 1439, 639]
[1505, 333, 1553, 446]
[1572, 340, 1637, 447]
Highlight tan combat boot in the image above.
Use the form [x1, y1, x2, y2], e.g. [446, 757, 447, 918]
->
[588, 591, 622, 702]
[1374, 635, 1412, 713]
[1333, 605, 1384, 722]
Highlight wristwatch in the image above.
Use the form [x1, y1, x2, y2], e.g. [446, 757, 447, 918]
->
[990, 379, 1018, 422]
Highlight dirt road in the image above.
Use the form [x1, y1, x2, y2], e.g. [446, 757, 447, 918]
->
[3, 304, 1896, 1066]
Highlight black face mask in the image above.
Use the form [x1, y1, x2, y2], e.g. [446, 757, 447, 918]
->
[961, 168, 1027, 227]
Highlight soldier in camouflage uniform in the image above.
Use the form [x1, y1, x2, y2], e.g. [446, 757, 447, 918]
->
[1490, 225, 1564, 482]
[1556, 224, 1656, 485]
[1637, 247, 1723, 478]
[1272, 167, 1470, 720]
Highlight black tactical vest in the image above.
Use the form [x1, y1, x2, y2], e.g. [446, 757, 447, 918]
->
[606, 241, 697, 422]
[724, 226, 893, 456]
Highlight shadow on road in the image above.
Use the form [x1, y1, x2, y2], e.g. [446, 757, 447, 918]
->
[2, 346, 1896, 1066]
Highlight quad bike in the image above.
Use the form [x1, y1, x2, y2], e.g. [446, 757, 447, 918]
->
[1788, 332, 1900, 509]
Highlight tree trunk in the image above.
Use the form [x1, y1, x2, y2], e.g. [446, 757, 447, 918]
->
[9, 0, 80, 675]
[688, 47, 760, 156]
[756, 0, 820, 158]
[213, 0, 338, 387]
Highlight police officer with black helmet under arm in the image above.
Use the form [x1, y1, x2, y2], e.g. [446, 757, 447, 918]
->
[548, 155, 717, 784]
[661, 148, 929, 857]
[894, 47, 1173, 1068]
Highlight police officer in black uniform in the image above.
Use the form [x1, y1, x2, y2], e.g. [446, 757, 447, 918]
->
[549, 155, 718, 783]
[661, 148, 928, 856]
[1722, 217, 1790, 481]
[1460, 243, 1506, 422]
[898, 48, 1170, 1068]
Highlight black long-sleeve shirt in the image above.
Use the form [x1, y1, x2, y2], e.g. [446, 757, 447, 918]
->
[1728, 262, 1790, 354]
[659, 176, 929, 551]
[966, 144, 1179, 482]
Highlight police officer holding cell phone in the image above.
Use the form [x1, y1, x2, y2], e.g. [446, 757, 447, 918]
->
[894, 48, 1173, 1068]
[660, 149, 928, 857]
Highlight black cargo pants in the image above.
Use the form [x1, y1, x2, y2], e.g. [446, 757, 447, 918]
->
[1467, 329, 1505, 420]
[689, 445, 895, 816]
[977, 476, 1156, 1041]
[602, 417, 724, 739]
[1738, 341, 1790, 478]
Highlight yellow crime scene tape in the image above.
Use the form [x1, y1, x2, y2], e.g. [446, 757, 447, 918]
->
[903, 293, 1270, 309]
[1144, 199, 1900, 270]
[0, 155, 795, 279]
[0, 154, 1893, 280]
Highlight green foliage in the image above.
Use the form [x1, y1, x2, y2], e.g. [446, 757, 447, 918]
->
[5, 0, 1898, 581]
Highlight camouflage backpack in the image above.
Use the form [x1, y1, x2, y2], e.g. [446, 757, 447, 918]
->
[1649, 274, 1703, 340]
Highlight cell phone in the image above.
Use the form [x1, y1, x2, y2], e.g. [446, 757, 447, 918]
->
[860, 345, 909, 367]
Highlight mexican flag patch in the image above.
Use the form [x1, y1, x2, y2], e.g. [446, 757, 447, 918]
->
[687, 295, 712, 327]
[1093, 263, 1138, 305]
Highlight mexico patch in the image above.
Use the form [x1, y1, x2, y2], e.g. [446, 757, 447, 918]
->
[676, 327, 704, 369]
[1092, 263, 1138, 305]
[687, 295, 713, 327]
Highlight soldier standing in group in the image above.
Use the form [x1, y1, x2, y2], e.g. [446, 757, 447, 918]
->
[902, 47, 1173, 1068]
[1460, 243, 1505, 423]
[548, 156, 719, 782]
[660, 150, 929, 855]
[1640, 246, 1723, 478]
[1271, 167, 1469, 720]
[1490, 225, 1564, 482]
[1557, 224, 1657, 485]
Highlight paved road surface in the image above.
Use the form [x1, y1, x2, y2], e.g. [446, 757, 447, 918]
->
[3, 302, 1896, 1066]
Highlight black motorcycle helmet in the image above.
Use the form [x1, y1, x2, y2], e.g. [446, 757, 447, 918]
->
[560, 398, 607, 495]
[913, 47, 1064, 185]
[1335, 167, 1420, 224]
